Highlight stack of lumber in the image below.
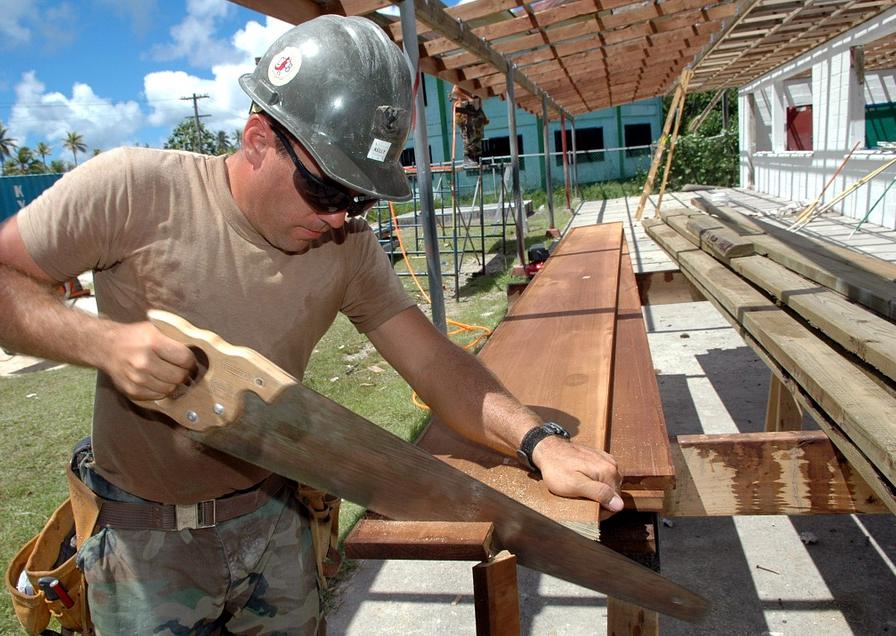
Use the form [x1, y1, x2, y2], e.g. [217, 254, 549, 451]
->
[643, 197, 896, 514]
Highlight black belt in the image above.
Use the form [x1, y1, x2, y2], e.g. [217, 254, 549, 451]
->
[95, 474, 286, 531]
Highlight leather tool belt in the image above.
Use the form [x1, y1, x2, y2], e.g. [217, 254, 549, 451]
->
[94, 473, 287, 532]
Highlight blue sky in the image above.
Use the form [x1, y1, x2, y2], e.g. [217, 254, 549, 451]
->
[0, 0, 305, 161]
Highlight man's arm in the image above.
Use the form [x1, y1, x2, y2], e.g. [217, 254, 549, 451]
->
[0, 215, 194, 400]
[367, 305, 623, 512]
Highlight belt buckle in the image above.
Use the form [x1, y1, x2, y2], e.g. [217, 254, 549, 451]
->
[175, 500, 216, 530]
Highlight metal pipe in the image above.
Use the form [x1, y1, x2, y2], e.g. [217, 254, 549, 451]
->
[400, 0, 446, 332]
[506, 68, 526, 268]
[542, 94, 555, 229]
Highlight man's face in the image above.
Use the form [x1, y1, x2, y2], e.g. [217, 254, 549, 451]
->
[250, 119, 354, 253]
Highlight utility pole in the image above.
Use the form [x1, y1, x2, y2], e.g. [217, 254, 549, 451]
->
[180, 93, 210, 152]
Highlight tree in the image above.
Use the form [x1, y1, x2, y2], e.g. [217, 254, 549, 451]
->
[92, 148, 102, 157]
[231, 129, 242, 149]
[35, 142, 51, 170]
[15, 147, 40, 173]
[215, 130, 233, 155]
[63, 131, 87, 165]
[49, 159, 68, 173]
[164, 118, 218, 155]
[0, 124, 18, 175]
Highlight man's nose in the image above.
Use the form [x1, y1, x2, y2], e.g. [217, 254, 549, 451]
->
[319, 211, 347, 230]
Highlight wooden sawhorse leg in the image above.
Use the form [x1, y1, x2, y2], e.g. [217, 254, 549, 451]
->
[472, 550, 521, 635]
[602, 511, 660, 636]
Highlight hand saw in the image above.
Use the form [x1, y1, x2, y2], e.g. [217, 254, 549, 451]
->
[134, 310, 707, 622]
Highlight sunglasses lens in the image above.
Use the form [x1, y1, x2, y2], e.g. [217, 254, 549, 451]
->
[346, 198, 378, 218]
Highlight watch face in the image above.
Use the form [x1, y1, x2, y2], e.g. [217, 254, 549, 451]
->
[545, 422, 570, 439]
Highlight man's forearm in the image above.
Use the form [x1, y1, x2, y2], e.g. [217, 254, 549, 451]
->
[0, 264, 112, 370]
[414, 342, 539, 456]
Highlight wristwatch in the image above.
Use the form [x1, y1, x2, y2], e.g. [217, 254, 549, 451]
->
[516, 422, 571, 474]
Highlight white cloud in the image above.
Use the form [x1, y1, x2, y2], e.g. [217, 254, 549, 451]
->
[8, 72, 144, 157]
[150, 0, 240, 66]
[0, 0, 36, 48]
[143, 16, 294, 138]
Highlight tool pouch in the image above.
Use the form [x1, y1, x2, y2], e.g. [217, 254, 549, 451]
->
[5, 498, 94, 635]
[297, 484, 343, 589]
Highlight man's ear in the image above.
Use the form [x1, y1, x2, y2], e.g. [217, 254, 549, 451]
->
[242, 115, 273, 168]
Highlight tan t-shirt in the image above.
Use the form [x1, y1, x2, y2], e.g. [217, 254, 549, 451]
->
[18, 147, 415, 503]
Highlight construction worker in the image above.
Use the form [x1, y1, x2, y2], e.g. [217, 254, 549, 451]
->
[0, 15, 622, 635]
[450, 84, 489, 168]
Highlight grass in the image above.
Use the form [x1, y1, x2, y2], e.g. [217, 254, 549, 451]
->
[0, 195, 584, 632]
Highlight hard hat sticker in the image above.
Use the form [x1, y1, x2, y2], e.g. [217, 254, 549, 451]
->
[268, 47, 302, 86]
[366, 138, 391, 162]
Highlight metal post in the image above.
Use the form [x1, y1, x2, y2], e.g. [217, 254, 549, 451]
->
[400, 0, 446, 332]
[571, 116, 580, 200]
[560, 112, 571, 211]
[506, 69, 526, 268]
[541, 94, 555, 230]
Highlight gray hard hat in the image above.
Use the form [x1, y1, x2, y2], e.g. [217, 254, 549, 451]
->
[239, 15, 413, 201]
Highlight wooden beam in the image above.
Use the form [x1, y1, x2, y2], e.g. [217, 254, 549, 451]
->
[765, 374, 803, 432]
[645, 220, 896, 513]
[472, 551, 521, 636]
[666, 431, 887, 516]
[344, 520, 495, 561]
[693, 198, 896, 319]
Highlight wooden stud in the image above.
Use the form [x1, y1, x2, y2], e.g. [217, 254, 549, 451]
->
[472, 550, 521, 636]
[765, 374, 803, 432]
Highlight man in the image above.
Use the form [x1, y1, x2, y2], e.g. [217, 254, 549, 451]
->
[450, 84, 489, 168]
[0, 15, 621, 635]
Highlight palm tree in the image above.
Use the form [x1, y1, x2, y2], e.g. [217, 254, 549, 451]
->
[15, 147, 36, 173]
[49, 159, 67, 173]
[231, 129, 242, 149]
[63, 131, 87, 166]
[35, 142, 51, 170]
[0, 124, 18, 175]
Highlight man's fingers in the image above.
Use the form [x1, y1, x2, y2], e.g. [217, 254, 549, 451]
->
[570, 476, 624, 513]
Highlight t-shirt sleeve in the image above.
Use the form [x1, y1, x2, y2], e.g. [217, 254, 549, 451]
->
[340, 221, 416, 333]
[17, 148, 133, 281]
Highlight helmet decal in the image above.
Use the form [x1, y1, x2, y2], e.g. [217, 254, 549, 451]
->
[366, 139, 391, 162]
[268, 47, 302, 86]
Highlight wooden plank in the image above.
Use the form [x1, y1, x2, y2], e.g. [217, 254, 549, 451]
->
[666, 431, 886, 516]
[344, 520, 495, 561]
[472, 551, 521, 636]
[730, 254, 896, 383]
[686, 216, 755, 261]
[693, 198, 896, 318]
[609, 239, 675, 494]
[765, 374, 802, 432]
[645, 220, 896, 501]
[419, 224, 624, 522]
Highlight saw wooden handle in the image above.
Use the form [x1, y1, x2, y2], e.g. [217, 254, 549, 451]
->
[132, 310, 296, 432]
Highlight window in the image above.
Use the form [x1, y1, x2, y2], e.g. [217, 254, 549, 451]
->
[624, 123, 652, 157]
[398, 146, 432, 167]
[400, 147, 416, 167]
[554, 127, 604, 165]
[482, 135, 525, 169]
[866, 102, 896, 149]
[786, 105, 813, 151]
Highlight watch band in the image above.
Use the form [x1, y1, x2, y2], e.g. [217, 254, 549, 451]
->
[515, 422, 571, 474]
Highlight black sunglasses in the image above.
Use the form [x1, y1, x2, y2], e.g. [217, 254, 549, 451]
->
[269, 124, 378, 218]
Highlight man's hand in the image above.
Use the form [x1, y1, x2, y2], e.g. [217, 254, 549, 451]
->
[103, 321, 196, 401]
[532, 435, 624, 515]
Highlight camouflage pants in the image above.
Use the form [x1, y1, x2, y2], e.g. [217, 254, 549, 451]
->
[76, 479, 321, 635]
